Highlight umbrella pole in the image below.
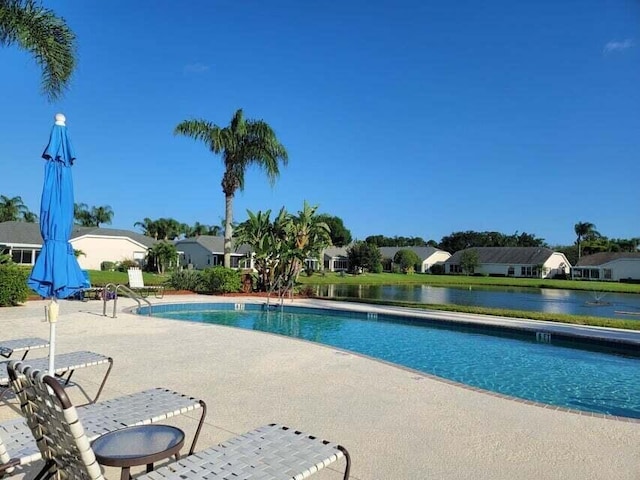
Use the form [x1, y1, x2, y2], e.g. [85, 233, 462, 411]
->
[47, 299, 59, 373]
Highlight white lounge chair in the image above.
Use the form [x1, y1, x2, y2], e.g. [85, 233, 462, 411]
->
[9, 361, 351, 480]
[127, 267, 164, 298]
[0, 338, 49, 360]
[0, 351, 113, 405]
[0, 364, 206, 478]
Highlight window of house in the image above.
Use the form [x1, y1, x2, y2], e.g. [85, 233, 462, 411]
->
[604, 269, 612, 280]
[507, 266, 514, 276]
[11, 249, 36, 264]
[521, 266, 536, 277]
[334, 259, 348, 271]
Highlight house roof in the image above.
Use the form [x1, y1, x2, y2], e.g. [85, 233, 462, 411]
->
[379, 246, 447, 261]
[446, 247, 557, 265]
[575, 252, 640, 266]
[0, 221, 156, 248]
[323, 246, 348, 258]
[174, 235, 251, 255]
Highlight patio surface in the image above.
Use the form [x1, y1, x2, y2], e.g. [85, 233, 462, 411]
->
[1, 295, 639, 479]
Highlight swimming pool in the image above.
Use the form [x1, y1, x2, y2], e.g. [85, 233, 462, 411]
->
[141, 302, 640, 419]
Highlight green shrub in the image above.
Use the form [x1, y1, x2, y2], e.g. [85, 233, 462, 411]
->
[199, 267, 242, 294]
[100, 261, 116, 271]
[0, 264, 30, 306]
[117, 259, 139, 272]
[167, 270, 204, 291]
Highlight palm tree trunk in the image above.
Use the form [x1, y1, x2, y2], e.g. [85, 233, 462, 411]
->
[224, 192, 234, 268]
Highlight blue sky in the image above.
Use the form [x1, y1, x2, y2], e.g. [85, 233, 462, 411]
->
[2, 0, 639, 246]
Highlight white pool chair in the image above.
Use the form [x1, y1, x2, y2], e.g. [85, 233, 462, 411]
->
[0, 363, 206, 479]
[9, 361, 351, 480]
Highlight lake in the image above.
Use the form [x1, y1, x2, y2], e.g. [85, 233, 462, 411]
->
[313, 284, 640, 319]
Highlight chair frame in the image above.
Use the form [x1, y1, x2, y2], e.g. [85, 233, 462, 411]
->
[0, 351, 113, 405]
[127, 267, 164, 299]
[3, 363, 206, 479]
[9, 362, 351, 480]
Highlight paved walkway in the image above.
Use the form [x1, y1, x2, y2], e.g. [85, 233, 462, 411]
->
[1, 295, 639, 479]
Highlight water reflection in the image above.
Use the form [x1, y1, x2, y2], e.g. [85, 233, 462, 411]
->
[315, 284, 640, 319]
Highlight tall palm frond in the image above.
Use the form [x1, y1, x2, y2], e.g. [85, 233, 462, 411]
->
[0, 0, 76, 100]
[175, 108, 288, 268]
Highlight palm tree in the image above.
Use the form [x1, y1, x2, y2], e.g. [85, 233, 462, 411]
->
[0, 0, 76, 100]
[175, 109, 288, 268]
[0, 194, 29, 221]
[74, 202, 90, 225]
[90, 205, 113, 227]
[574, 221, 597, 259]
[134, 217, 159, 239]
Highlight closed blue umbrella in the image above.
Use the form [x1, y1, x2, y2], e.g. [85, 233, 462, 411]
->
[27, 113, 87, 373]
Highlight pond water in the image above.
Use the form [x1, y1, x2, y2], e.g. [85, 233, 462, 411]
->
[313, 284, 640, 319]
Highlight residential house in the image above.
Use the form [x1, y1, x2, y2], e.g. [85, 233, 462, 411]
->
[174, 236, 252, 270]
[0, 221, 156, 270]
[444, 247, 571, 278]
[572, 252, 640, 281]
[323, 246, 349, 272]
[379, 246, 451, 273]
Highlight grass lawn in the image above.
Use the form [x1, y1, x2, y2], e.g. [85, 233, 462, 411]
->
[297, 272, 640, 294]
[86, 270, 167, 286]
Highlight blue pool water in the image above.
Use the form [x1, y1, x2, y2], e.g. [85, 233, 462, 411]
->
[146, 303, 640, 419]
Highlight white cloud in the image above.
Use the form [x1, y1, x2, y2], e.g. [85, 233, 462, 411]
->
[183, 63, 210, 74]
[603, 39, 634, 54]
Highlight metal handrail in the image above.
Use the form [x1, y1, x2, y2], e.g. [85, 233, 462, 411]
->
[102, 283, 152, 318]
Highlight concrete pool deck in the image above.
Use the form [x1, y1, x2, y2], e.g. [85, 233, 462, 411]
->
[1, 295, 639, 479]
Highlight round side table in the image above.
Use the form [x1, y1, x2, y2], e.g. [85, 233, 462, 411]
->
[91, 424, 184, 480]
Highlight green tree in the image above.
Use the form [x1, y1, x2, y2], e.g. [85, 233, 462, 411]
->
[74, 202, 91, 226]
[0, 195, 35, 222]
[175, 108, 288, 268]
[90, 205, 113, 227]
[347, 241, 382, 273]
[234, 209, 277, 291]
[0, 0, 76, 100]
[393, 249, 421, 274]
[134, 217, 159, 238]
[460, 249, 479, 275]
[316, 214, 352, 247]
[134, 217, 182, 240]
[234, 202, 330, 292]
[282, 201, 331, 285]
[574, 222, 598, 259]
[147, 241, 178, 274]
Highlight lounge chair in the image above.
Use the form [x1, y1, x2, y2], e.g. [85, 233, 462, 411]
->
[8, 361, 352, 480]
[0, 338, 49, 361]
[71, 271, 103, 301]
[0, 351, 113, 405]
[1, 362, 206, 478]
[128, 267, 164, 298]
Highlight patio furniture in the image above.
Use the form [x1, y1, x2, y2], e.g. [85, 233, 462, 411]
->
[71, 271, 103, 301]
[0, 351, 113, 405]
[127, 267, 164, 298]
[10, 362, 352, 480]
[91, 424, 185, 480]
[0, 338, 49, 361]
[1, 363, 206, 478]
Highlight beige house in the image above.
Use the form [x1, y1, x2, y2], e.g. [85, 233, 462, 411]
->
[444, 247, 571, 278]
[572, 252, 640, 281]
[0, 221, 156, 270]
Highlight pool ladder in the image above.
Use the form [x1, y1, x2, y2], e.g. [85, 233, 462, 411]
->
[102, 283, 152, 318]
